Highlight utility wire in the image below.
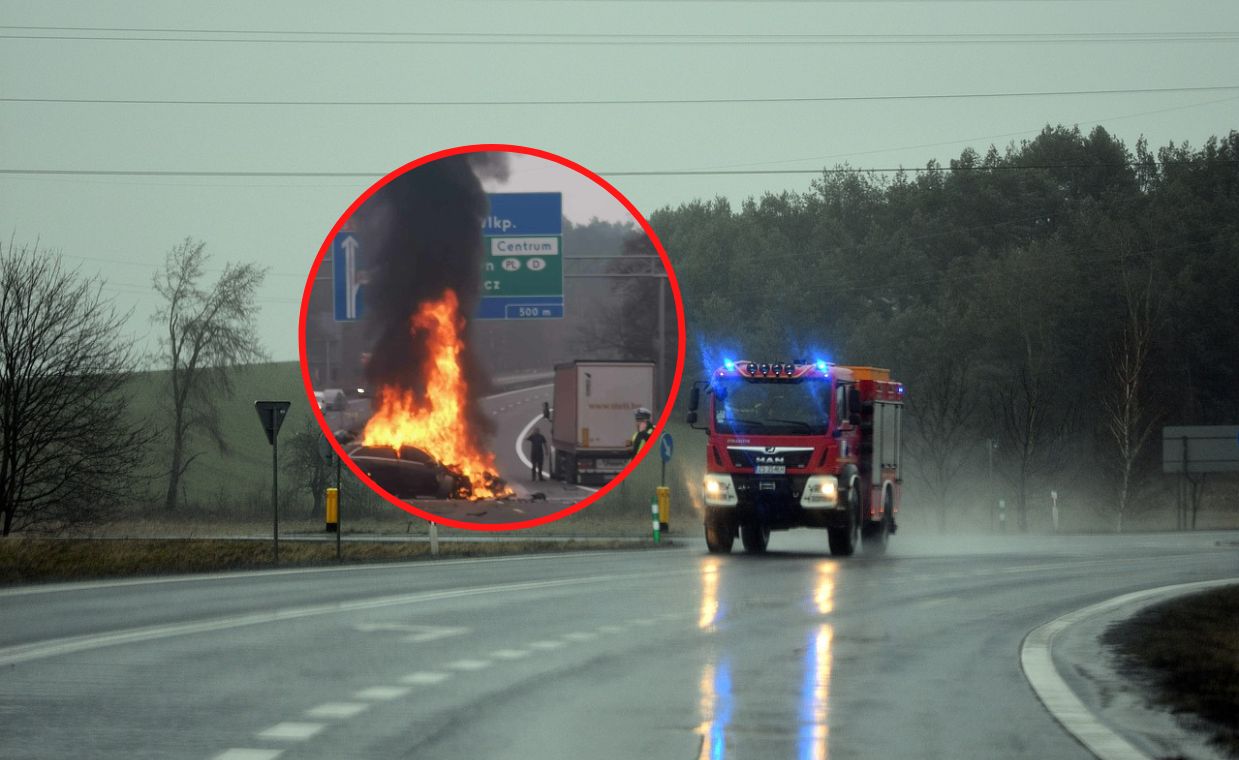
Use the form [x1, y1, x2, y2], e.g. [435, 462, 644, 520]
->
[2, 27, 1238, 45]
[4, 84, 1236, 107]
[0, 159, 1231, 179]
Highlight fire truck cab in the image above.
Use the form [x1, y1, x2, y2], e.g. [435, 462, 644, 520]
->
[686, 359, 904, 556]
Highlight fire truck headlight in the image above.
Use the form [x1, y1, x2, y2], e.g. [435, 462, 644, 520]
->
[703, 473, 738, 506]
[801, 475, 839, 508]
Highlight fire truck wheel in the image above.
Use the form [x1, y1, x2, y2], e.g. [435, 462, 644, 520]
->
[828, 480, 860, 556]
[740, 522, 770, 553]
[862, 490, 893, 555]
[704, 511, 735, 554]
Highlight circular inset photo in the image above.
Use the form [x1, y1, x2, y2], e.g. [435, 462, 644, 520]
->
[299, 145, 684, 530]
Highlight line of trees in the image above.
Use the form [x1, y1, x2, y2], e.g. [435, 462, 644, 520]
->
[650, 125, 1239, 531]
[0, 237, 268, 535]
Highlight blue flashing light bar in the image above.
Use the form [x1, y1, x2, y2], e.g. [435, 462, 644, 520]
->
[723, 358, 736, 371]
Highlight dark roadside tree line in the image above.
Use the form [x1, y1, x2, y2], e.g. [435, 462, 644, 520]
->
[649, 125, 1239, 531]
[0, 236, 269, 536]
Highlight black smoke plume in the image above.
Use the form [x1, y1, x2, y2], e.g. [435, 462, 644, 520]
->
[360, 152, 508, 442]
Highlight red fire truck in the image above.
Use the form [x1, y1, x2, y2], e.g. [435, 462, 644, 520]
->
[686, 359, 905, 555]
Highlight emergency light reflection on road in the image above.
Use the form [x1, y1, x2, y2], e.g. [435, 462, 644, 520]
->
[798, 624, 834, 760]
[696, 659, 734, 760]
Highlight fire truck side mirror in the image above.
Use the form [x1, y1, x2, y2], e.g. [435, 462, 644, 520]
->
[847, 387, 862, 425]
[686, 410, 698, 425]
[542, 401, 551, 420]
[688, 386, 700, 412]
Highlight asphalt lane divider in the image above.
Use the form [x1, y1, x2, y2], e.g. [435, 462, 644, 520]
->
[215, 608, 695, 759]
[0, 570, 686, 667]
[1019, 577, 1238, 760]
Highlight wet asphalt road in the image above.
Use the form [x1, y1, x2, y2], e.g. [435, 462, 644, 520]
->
[1, 530, 1235, 759]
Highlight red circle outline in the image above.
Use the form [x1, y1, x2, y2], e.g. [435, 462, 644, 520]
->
[298, 144, 687, 531]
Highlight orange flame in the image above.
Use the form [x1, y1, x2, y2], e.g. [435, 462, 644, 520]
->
[362, 289, 510, 500]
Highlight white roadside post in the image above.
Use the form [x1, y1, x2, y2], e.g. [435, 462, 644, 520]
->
[429, 521, 440, 556]
[650, 497, 660, 543]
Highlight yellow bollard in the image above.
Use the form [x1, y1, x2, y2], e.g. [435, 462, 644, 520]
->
[656, 486, 670, 533]
[325, 487, 339, 533]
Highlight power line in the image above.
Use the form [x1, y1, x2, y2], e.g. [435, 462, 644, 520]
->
[2, 27, 1238, 45]
[1, 159, 1231, 180]
[5, 84, 1237, 108]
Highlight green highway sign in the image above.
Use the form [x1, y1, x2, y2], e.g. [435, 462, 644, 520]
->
[478, 193, 564, 320]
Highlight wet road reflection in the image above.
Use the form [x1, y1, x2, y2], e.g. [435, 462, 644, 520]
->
[699, 558, 722, 630]
[696, 658, 734, 760]
[798, 623, 834, 760]
[693, 557, 838, 758]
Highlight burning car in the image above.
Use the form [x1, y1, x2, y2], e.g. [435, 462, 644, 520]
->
[345, 443, 464, 500]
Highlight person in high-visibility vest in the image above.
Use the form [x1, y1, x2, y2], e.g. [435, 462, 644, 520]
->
[630, 407, 653, 458]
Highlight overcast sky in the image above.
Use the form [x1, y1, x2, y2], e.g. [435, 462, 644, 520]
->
[2, 0, 1236, 361]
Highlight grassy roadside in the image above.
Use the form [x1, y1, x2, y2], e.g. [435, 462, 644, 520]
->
[0, 538, 670, 586]
[1103, 585, 1239, 757]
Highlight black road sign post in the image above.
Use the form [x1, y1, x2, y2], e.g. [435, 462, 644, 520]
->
[320, 433, 343, 561]
[255, 401, 291, 564]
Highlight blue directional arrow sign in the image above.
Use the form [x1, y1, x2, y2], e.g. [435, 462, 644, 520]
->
[660, 433, 674, 463]
[333, 232, 363, 321]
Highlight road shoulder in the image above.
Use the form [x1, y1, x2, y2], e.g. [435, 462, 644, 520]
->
[1021, 578, 1238, 760]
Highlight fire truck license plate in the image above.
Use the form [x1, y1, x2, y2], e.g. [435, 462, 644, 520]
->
[755, 465, 786, 475]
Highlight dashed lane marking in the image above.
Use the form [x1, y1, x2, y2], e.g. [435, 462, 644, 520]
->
[528, 640, 565, 650]
[400, 671, 451, 685]
[446, 658, 493, 671]
[353, 686, 411, 701]
[490, 648, 531, 660]
[257, 722, 325, 741]
[596, 624, 626, 634]
[304, 702, 370, 719]
[213, 751, 283, 760]
[562, 631, 597, 641]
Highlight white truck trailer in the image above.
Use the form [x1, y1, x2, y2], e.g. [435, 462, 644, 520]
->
[544, 361, 656, 485]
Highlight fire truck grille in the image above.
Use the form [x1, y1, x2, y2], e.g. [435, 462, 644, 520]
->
[733, 475, 809, 501]
[727, 448, 814, 469]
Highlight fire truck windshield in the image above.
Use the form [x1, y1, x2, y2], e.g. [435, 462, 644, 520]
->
[713, 379, 831, 435]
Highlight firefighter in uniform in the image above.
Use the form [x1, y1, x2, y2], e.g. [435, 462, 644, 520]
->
[630, 407, 654, 458]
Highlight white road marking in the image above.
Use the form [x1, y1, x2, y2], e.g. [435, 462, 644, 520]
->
[633, 618, 657, 626]
[490, 648, 531, 660]
[562, 631, 597, 641]
[1020, 577, 1238, 760]
[305, 702, 369, 719]
[528, 640, 565, 650]
[515, 411, 599, 494]
[0, 571, 670, 666]
[0, 549, 642, 599]
[353, 686, 412, 701]
[351, 623, 470, 643]
[481, 383, 552, 403]
[257, 722, 325, 741]
[596, 624, 625, 634]
[446, 658, 492, 671]
[213, 751, 283, 760]
[400, 671, 451, 685]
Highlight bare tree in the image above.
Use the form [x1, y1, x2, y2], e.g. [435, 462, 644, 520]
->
[286, 416, 332, 518]
[152, 239, 267, 511]
[1101, 264, 1164, 532]
[984, 243, 1074, 531]
[0, 241, 149, 536]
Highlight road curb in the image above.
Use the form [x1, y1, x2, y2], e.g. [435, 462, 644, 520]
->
[1020, 577, 1238, 760]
